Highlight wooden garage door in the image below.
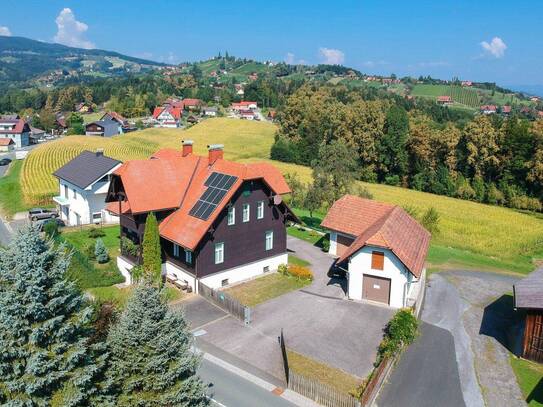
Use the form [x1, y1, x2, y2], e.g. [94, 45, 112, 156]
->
[336, 234, 355, 257]
[362, 275, 391, 304]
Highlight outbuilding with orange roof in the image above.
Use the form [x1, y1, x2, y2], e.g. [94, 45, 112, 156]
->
[321, 195, 430, 308]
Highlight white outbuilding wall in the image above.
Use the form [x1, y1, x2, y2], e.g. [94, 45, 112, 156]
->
[347, 245, 418, 308]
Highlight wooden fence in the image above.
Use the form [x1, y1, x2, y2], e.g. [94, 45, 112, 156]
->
[360, 356, 394, 406]
[197, 281, 251, 324]
[279, 330, 360, 407]
[289, 373, 361, 407]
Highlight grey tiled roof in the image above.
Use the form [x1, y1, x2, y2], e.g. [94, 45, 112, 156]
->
[53, 150, 121, 189]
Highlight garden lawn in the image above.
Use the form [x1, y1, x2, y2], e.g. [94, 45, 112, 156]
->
[87, 285, 184, 309]
[224, 273, 310, 307]
[0, 160, 33, 218]
[287, 349, 360, 395]
[511, 356, 543, 406]
[289, 254, 310, 267]
[60, 225, 124, 289]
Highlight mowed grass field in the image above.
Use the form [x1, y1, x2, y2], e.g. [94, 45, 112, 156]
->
[16, 117, 543, 273]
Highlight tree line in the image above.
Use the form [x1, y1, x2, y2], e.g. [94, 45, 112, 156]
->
[272, 84, 543, 211]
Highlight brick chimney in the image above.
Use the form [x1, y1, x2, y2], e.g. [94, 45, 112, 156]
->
[182, 139, 193, 157]
[207, 144, 224, 165]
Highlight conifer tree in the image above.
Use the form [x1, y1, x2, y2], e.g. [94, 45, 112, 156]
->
[106, 285, 208, 406]
[95, 238, 110, 264]
[0, 227, 110, 406]
[142, 212, 162, 285]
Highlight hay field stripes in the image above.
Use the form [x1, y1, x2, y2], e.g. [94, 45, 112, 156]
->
[21, 117, 543, 265]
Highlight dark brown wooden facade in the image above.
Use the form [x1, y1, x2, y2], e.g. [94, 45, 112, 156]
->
[522, 310, 543, 362]
[116, 179, 292, 279]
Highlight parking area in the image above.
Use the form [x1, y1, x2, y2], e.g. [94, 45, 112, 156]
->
[181, 236, 393, 382]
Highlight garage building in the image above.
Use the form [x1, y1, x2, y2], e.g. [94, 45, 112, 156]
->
[322, 195, 430, 308]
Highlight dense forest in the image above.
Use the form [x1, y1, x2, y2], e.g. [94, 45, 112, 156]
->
[271, 84, 543, 211]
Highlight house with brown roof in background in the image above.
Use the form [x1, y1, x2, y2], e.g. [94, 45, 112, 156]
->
[321, 195, 430, 308]
[106, 141, 298, 291]
[437, 95, 453, 106]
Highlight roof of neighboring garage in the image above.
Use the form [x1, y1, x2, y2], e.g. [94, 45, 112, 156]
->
[53, 150, 121, 189]
[322, 195, 431, 278]
[514, 268, 543, 309]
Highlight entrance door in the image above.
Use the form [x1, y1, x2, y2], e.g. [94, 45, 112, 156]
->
[362, 275, 391, 304]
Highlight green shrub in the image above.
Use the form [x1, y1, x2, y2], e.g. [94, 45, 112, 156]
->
[88, 227, 106, 238]
[83, 241, 96, 260]
[376, 309, 418, 365]
[321, 239, 330, 252]
[278, 263, 289, 276]
[43, 220, 59, 237]
[421, 207, 440, 234]
[95, 238, 110, 264]
[121, 237, 139, 257]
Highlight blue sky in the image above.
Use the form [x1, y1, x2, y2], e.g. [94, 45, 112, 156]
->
[1, 0, 542, 87]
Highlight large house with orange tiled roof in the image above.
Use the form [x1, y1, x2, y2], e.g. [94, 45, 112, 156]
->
[0, 118, 31, 148]
[321, 195, 430, 308]
[106, 141, 298, 290]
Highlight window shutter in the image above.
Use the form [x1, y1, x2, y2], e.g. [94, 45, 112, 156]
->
[371, 251, 385, 270]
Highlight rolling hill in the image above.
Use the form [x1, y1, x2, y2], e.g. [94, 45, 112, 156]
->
[0, 36, 166, 88]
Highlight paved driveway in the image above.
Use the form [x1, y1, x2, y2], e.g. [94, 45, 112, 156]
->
[377, 270, 525, 407]
[192, 236, 393, 381]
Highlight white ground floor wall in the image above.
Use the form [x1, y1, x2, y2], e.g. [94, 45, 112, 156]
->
[347, 245, 419, 308]
[163, 252, 288, 293]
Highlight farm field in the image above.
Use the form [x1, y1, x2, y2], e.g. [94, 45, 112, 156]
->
[411, 83, 530, 109]
[10, 117, 543, 275]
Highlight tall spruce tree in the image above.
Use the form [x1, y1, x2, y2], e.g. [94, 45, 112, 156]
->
[106, 285, 208, 406]
[142, 212, 162, 285]
[378, 105, 409, 180]
[0, 227, 109, 406]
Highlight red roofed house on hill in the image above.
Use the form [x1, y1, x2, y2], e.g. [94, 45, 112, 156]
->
[182, 98, 203, 111]
[231, 101, 258, 111]
[481, 105, 498, 115]
[106, 141, 298, 291]
[321, 195, 430, 308]
[437, 95, 453, 106]
[152, 105, 183, 128]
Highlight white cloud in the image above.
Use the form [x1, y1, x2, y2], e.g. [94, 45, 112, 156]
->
[480, 37, 507, 58]
[319, 47, 345, 65]
[285, 52, 295, 65]
[54, 8, 94, 49]
[0, 26, 11, 36]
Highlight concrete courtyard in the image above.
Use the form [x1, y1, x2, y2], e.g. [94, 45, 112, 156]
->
[179, 236, 394, 381]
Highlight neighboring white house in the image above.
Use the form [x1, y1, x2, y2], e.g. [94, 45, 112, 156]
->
[322, 195, 430, 308]
[0, 118, 31, 148]
[231, 101, 258, 111]
[52, 150, 122, 226]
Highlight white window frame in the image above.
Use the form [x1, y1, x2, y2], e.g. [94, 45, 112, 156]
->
[242, 203, 250, 223]
[215, 242, 224, 264]
[185, 250, 192, 264]
[257, 201, 264, 219]
[227, 206, 235, 225]
[173, 244, 180, 257]
[265, 230, 273, 251]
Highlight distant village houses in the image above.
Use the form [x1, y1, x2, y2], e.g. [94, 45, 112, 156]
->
[480, 105, 498, 115]
[437, 96, 453, 106]
[0, 117, 31, 148]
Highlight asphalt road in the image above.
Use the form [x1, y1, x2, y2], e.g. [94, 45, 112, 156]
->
[376, 322, 465, 407]
[199, 358, 296, 407]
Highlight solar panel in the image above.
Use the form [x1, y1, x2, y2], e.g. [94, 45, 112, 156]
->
[189, 172, 238, 220]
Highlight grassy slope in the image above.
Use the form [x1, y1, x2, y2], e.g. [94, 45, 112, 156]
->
[14, 117, 543, 274]
[511, 356, 543, 406]
[0, 160, 30, 216]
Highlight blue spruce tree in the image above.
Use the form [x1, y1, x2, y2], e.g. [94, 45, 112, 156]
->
[0, 227, 110, 406]
[106, 284, 208, 406]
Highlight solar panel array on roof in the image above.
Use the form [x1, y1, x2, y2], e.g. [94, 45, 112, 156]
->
[189, 172, 238, 220]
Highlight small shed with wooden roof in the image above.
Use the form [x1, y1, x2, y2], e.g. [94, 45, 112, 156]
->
[514, 268, 543, 362]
